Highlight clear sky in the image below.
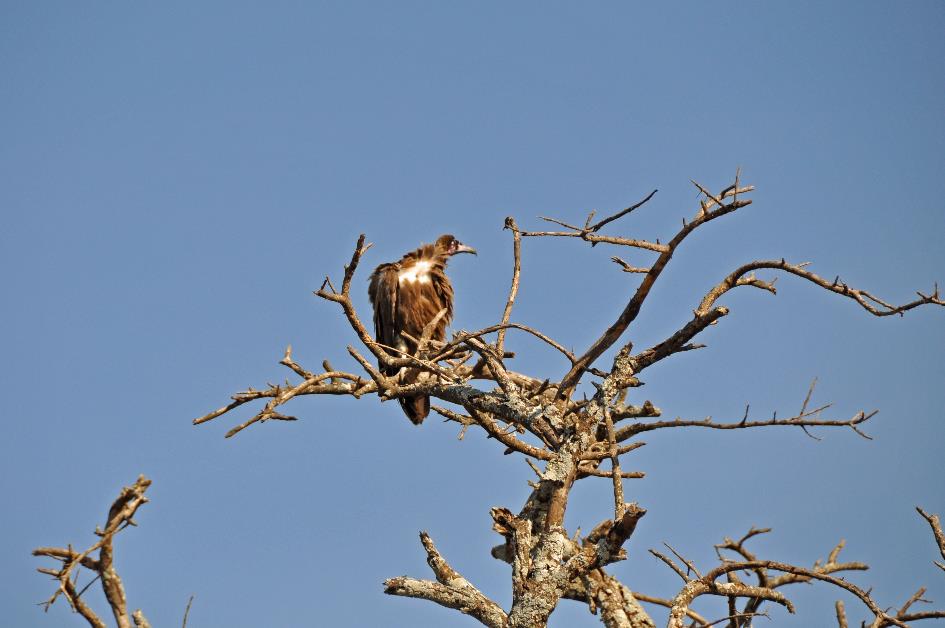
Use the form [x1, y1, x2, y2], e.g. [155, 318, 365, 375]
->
[2, 2, 943, 627]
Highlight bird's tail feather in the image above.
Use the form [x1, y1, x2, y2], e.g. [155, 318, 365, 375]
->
[399, 395, 429, 425]
[397, 365, 429, 424]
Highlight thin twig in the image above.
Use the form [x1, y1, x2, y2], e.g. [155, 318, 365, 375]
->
[182, 595, 194, 628]
[497, 217, 523, 356]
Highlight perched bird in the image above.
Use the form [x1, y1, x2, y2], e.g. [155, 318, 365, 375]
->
[368, 234, 477, 424]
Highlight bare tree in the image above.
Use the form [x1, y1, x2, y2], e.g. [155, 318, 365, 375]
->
[37, 177, 944, 627]
[193, 177, 945, 627]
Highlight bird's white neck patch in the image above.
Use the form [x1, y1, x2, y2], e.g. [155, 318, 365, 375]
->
[398, 260, 432, 285]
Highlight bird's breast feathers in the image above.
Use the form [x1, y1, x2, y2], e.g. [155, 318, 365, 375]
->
[398, 259, 433, 285]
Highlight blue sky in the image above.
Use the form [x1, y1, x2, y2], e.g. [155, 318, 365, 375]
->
[2, 2, 943, 626]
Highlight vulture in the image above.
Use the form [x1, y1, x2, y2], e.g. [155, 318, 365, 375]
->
[368, 234, 476, 424]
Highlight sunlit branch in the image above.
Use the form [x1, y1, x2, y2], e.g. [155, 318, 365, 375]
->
[33, 476, 153, 628]
[558, 182, 754, 394]
[384, 532, 509, 628]
[699, 259, 944, 317]
[497, 217, 523, 357]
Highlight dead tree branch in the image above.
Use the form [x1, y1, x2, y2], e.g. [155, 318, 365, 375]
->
[33, 475, 152, 628]
[384, 532, 509, 628]
[616, 381, 877, 442]
[704, 525, 945, 628]
[700, 259, 944, 318]
[917, 507, 945, 573]
[558, 183, 753, 395]
[497, 217, 523, 357]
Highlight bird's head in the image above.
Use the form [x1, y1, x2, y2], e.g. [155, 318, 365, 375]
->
[436, 234, 477, 256]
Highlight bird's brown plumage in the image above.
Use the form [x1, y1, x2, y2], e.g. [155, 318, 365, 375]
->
[368, 234, 476, 424]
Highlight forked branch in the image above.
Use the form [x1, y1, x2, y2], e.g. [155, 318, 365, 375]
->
[384, 532, 509, 628]
[699, 259, 944, 317]
[33, 475, 153, 628]
[615, 381, 876, 442]
[699, 524, 945, 628]
[558, 182, 754, 394]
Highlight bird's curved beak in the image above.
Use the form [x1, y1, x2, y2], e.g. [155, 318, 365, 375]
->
[454, 243, 477, 255]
